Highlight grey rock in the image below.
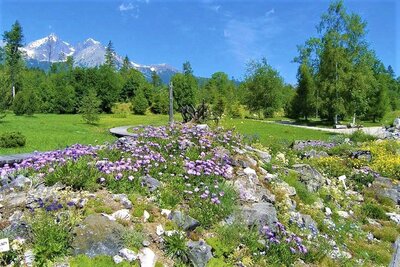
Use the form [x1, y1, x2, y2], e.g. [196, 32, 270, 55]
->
[142, 240, 151, 247]
[187, 240, 213, 267]
[292, 164, 325, 192]
[168, 211, 200, 231]
[253, 149, 272, 164]
[119, 248, 138, 262]
[372, 176, 400, 205]
[233, 168, 275, 203]
[239, 202, 278, 229]
[3, 220, 30, 239]
[196, 124, 210, 131]
[302, 150, 329, 159]
[275, 180, 296, 196]
[72, 214, 125, 257]
[350, 151, 372, 162]
[394, 118, 400, 129]
[141, 176, 161, 192]
[3, 191, 27, 208]
[9, 175, 32, 191]
[231, 155, 257, 168]
[390, 237, 400, 267]
[289, 212, 319, 234]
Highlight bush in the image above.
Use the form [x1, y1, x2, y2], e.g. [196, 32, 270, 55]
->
[80, 90, 101, 124]
[131, 89, 149, 115]
[349, 130, 376, 143]
[0, 132, 26, 148]
[361, 202, 388, 220]
[12, 90, 38, 116]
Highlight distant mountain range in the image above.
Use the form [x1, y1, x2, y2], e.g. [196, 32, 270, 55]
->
[20, 33, 179, 83]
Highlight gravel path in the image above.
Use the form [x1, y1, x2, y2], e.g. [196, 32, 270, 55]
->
[271, 121, 386, 138]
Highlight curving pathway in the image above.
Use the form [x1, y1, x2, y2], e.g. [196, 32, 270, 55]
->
[109, 126, 137, 137]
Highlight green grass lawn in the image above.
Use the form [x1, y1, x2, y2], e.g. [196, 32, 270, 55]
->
[220, 118, 335, 147]
[0, 113, 171, 155]
[0, 113, 336, 155]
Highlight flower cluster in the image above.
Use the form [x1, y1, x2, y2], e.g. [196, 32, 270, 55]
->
[262, 222, 308, 255]
[0, 144, 100, 179]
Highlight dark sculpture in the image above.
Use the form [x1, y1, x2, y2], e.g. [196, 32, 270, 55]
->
[181, 100, 209, 124]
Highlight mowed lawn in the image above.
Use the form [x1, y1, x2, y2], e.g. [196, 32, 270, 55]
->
[0, 113, 171, 155]
[0, 114, 335, 155]
[220, 118, 335, 147]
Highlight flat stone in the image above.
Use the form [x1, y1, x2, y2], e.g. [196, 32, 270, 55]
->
[113, 255, 124, 264]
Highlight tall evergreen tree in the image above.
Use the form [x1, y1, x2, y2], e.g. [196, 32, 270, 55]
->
[121, 55, 131, 75]
[104, 41, 116, 69]
[3, 20, 24, 99]
[292, 63, 315, 120]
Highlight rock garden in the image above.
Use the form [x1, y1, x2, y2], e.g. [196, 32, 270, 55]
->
[1, 124, 400, 266]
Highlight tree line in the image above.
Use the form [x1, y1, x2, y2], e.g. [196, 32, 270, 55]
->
[1, 0, 399, 124]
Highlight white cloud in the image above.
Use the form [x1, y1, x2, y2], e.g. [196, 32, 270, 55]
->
[223, 10, 280, 63]
[265, 8, 275, 16]
[119, 3, 135, 12]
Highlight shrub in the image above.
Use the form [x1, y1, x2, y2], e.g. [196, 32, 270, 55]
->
[361, 202, 388, 220]
[0, 131, 26, 148]
[80, 90, 101, 124]
[111, 102, 131, 118]
[12, 90, 38, 116]
[349, 130, 376, 143]
[123, 227, 145, 250]
[131, 89, 149, 115]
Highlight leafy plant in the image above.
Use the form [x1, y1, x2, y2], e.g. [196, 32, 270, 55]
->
[30, 210, 72, 265]
[123, 227, 145, 250]
[44, 156, 100, 191]
[164, 232, 189, 263]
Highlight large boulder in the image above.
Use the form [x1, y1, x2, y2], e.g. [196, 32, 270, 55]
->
[141, 176, 161, 192]
[187, 240, 213, 267]
[372, 176, 400, 205]
[292, 164, 325, 192]
[239, 203, 278, 229]
[72, 214, 125, 257]
[233, 168, 275, 203]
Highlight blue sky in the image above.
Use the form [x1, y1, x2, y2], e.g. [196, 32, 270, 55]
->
[1, 0, 399, 84]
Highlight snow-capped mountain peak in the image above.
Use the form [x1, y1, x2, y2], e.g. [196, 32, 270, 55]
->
[23, 34, 180, 83]
[23, 33, 74, 62]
